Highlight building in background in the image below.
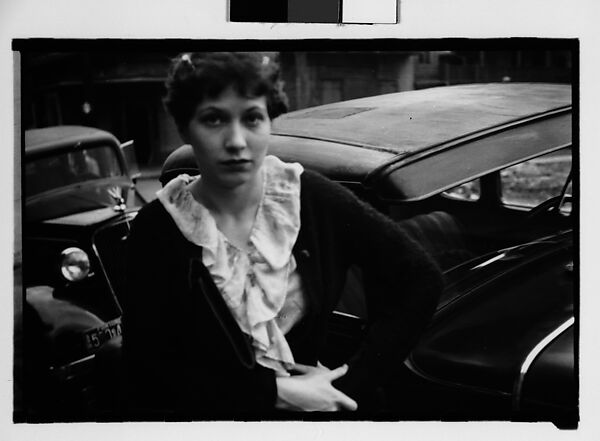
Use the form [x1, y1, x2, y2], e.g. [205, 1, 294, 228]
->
[21, 49, 572, 168]
[22, 52, 178, 167]
[279, 51, 416, 109]
[434, 50, 573, 85]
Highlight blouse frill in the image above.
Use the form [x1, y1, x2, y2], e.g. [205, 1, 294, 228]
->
[156, 155, 305, 374]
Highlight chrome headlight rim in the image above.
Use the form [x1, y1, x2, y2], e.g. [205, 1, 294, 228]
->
[60, 247, 91, 282]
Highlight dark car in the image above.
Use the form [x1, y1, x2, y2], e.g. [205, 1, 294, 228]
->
[272, 82, 575, 427]
[161, 82, 575, 426]
[19, 126, 144, 420]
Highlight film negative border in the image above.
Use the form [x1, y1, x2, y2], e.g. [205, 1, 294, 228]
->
[229, 0, 398, 24]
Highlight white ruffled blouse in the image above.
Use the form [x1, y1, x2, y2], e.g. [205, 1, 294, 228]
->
[156, 155, 305, 374]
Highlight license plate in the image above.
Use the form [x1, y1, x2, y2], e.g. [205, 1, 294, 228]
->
[84, 320, 122, 351]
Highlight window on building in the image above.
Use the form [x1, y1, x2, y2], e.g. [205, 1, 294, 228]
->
[379, 81, 396, 95]
[418, 52, 432, 64]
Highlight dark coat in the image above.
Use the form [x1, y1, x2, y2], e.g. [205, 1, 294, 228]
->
[122, 170, 443, 419]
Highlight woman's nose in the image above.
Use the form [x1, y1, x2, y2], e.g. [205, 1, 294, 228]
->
[224, 121, 247, 150]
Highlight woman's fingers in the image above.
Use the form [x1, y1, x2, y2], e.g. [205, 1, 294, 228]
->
[322, 364, 358, 411]
[292, 363, 351, 382]
[335, 390, 358, 411]
[289, 363, 314, 374]
[328, 365, 358, 411]
[277, 363, 358, 412]
[291, 362, 346, 377]
[326, 364, 349, 381]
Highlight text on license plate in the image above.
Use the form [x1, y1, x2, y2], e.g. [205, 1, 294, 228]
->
[84, 320, 122, 351]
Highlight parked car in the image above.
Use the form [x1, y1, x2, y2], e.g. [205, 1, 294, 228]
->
[161, 82, 575, 427]
[19, 126, 144, 421]
[273, 82, 575, 427]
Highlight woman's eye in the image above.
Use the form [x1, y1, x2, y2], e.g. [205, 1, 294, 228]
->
[245, 113, 265, 126]
[199, 113, 224, 126]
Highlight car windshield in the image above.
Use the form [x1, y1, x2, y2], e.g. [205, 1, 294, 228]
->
[26, 144, 124, 198]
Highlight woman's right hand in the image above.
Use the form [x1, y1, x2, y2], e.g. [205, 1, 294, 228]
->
[275, 362, 358, 412]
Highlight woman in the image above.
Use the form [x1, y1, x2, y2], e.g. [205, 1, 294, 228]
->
[123, 52, 443, 418]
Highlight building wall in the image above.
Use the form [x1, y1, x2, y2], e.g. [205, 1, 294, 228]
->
[280, 52, 417, 111]
[414, 51, 452, 89]
[23, 52, 181, 166]
[442, 50, 573, 84]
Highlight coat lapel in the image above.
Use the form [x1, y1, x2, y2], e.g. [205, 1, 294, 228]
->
[187, 256, 255, 369]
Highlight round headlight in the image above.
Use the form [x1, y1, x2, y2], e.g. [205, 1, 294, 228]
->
[60, 247, 91, 282]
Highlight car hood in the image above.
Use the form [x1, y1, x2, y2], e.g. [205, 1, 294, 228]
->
[25, 177, 134, 223]
[41, 206, 135, 227]
[409, 231, 574, 400]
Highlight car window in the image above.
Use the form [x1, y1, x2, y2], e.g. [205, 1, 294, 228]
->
[26, 145, 124, 197]
[442, 179, 481, 201]
[500, 147, 571, 208]
[559, 180, 573, 215]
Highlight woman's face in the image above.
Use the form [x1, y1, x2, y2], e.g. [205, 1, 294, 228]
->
[182, 86, 271, 190]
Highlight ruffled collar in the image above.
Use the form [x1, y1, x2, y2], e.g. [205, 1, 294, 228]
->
[156, 155, 304, 372]
[156, 156, 303, 268]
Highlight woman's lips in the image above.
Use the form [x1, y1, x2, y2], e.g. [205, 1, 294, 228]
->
[219, 159, 252, 171]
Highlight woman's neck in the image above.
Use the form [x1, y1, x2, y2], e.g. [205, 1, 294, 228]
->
[192, 170, 263, 219]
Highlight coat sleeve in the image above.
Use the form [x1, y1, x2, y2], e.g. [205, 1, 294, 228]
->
[122, 202, 277, 417]
[306, 172, 444, 409]
[122, 202, 196, 416]
[122, 202, 175, 415]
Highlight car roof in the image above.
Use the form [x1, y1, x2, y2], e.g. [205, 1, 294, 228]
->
[25, 125, 120, 157]
[270, 83, 572, 199]
[272, 83, 571, 154]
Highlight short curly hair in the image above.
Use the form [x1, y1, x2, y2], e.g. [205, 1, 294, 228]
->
[163, 52, 289, 130]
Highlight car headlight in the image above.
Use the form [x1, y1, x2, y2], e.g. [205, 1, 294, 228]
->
[60, 247, 91, 282]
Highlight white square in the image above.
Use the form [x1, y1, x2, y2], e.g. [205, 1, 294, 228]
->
[342, 0, 398, 23]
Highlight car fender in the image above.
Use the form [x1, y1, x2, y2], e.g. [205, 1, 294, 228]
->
[26, 285, 121, 364]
